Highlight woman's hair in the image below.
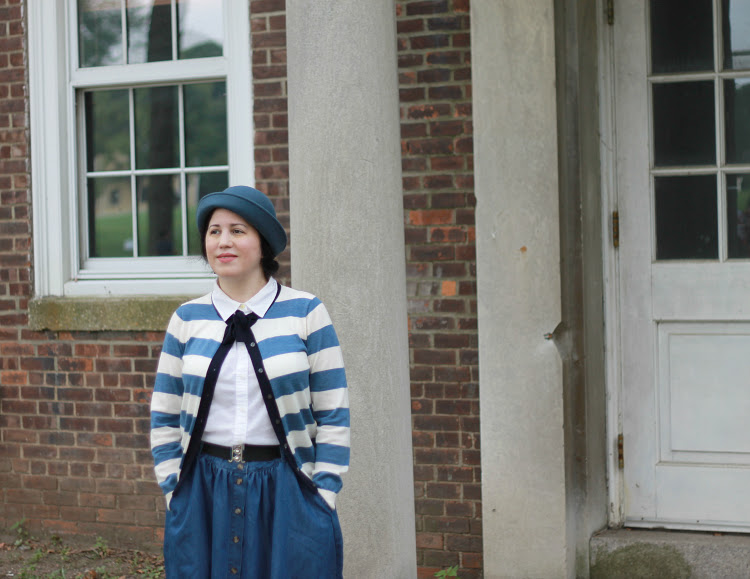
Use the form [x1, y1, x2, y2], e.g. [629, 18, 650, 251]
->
[199, 210, 280, 280]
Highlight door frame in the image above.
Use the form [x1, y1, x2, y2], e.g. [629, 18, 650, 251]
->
[598, 0, 625, 528]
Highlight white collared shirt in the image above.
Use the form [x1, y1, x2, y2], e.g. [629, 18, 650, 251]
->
[202, 278, 279, 446]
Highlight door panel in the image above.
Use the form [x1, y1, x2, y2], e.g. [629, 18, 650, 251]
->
[616, 0, 750, 531]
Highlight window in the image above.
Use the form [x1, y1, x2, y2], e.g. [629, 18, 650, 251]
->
[28, 0, 252, 296]
[649, 0, 750, 261]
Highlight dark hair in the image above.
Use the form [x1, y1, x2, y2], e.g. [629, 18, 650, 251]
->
[199, 211, 280, 280]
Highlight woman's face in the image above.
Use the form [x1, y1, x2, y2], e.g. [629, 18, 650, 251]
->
[205, 208, 263, 283]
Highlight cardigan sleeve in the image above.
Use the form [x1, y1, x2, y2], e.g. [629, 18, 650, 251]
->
[305, 299, 350, 509]
[150, 311, 186, 505]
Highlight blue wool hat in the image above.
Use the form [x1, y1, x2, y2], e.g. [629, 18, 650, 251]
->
[196, 186, 287, 256]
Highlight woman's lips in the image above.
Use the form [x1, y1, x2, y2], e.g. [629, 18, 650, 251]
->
[216, 254, 236, 263]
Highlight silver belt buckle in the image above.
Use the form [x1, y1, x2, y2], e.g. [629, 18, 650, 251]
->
[230, 444, 244, 463]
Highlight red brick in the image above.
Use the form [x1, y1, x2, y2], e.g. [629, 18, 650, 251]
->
[415, 448, 459, 465]
[405, 1, 449, 15]
[446, 500, 473, 517]
[251, 0, 285, 14]
[77, 433, 113, 447]
[423, 551, 461, 569]
[6, 488, 42, 504]
[0, 371, 28, 385]
[96, 479, 134, 495]
[37, 431, 75, 446]
[413, 348, 456, 365]
[446, 534, 482, 552]
[462, 552, 483, 569]
[60, 506, 97, 522]
[416, 532, 444, 549]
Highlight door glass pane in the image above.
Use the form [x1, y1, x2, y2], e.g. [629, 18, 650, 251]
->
[655, 175, 718, 260]
[727, 174, 750, 258]
[653, 81, 716, 167]
[85, 90, 130, 172]
[134, 86, 179, 169]
[78, 0, 124, 67]
[88, 177, 133, 257]
[186, 171, 228, 255]
[724, 78, 750, 163]
[177, 0, 223, 59]
[722, 0, 750, 70]
[651, 0, 713, 73]
[184, 82, 227, 167]
[127, 0, 173, 63]
[136, 175, 182, 256]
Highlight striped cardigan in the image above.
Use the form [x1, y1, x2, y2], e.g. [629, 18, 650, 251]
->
[150, 285, 350, 510]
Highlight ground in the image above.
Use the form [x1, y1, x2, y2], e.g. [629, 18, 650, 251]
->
[0, 525, 165, 579]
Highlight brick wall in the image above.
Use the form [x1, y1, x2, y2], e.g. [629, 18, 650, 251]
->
[396, 1, 480, 578]
[251, 0, 291, 282]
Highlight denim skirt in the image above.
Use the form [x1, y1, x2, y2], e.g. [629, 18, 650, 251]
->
[163, 453, 343, 578]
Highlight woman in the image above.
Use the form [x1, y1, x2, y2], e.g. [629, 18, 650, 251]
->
[150, 185, 349, 578]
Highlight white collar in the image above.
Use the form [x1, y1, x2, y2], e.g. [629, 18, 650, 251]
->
[211, 277, 278, 322]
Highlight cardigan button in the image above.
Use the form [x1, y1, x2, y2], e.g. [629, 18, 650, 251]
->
[236, 478, 243, 485]
[233, 536, 240, 544]
[230, 568, 238, 574]
[234, 507, 242, 515]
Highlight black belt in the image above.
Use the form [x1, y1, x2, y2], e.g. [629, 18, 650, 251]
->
[201, 442, 280, 463]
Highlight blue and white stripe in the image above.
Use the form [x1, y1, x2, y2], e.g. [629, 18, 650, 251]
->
[151, 286, 350, 509]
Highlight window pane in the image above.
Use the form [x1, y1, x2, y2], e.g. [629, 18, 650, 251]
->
[724, 78, 750, 164]
[127, 0, 173, 64]
[78, 0, 124, 67]
[184, 82, 228, 167]
[722, 0, 750, 70]
[653, 81, 716, 167]
[85, 89, 130, 172]
[177, 0, 223, 59]
[655, 175, 718, 260]
[137, 175, 182, 256]
[88, 177, 134, 257]
[651, 0, 713, 74]
[134, 86, 179, 169]
[727, 174, 750, 258]
[186, 171, 228, 255]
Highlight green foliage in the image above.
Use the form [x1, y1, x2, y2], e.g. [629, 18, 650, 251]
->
[1, 531, 166, 578]
[11, 518, 30, 547]
[16, 548, 46, 579]
[434, 566, 461, 578]
[94, 536, 110, 558]
[129, 551, 166, 579]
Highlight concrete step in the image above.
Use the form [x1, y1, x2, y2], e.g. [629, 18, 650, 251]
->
[590, 529, 750, 578]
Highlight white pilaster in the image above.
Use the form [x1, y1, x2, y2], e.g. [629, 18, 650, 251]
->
[472, 1, 567, 577]
[286, 2, 417, 577]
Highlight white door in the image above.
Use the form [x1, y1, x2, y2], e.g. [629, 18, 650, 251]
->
[616, 0, 750, 531]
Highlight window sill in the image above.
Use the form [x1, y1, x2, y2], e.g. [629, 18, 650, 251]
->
[28, 296, 195, 332]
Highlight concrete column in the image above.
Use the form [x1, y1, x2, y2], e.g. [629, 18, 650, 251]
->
[286, 3, 417, 578]
[471, 2, 567, 578]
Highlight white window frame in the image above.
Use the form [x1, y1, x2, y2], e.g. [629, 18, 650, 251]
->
[28, 0, 253, 297]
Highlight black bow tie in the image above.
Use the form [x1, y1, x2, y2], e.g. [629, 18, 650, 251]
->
[223, 310, 259, 345]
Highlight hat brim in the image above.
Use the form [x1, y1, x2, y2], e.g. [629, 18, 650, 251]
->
[197, 191, 287, 256]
